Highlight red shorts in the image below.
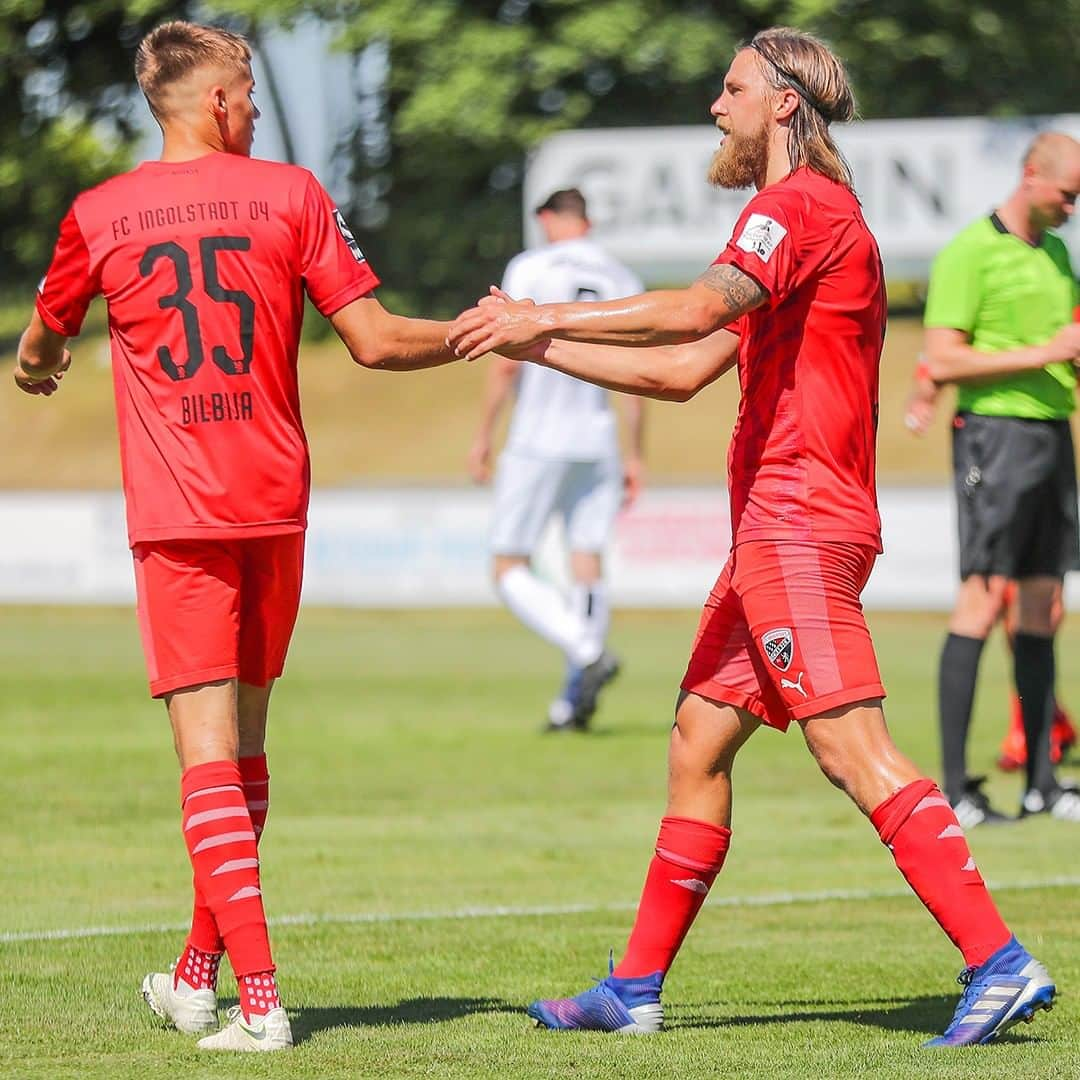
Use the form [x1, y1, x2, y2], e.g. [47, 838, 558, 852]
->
[133, 533, 305, 697]
[681, 540, 885, 731]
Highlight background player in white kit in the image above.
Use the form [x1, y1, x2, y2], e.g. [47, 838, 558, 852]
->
[468, 188, 645, 731]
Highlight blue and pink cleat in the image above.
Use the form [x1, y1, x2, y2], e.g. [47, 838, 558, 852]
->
[527, 960, 664, 1034]
[925, 935, 1055, 1047]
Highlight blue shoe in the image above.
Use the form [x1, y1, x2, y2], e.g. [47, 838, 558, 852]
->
[924, 936, 1055, 1047]
[546, 667, 584, 732]
[571, 651, 621, 729]
[527, 959, 663, 1033]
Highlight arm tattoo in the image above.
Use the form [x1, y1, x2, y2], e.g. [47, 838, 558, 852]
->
[695, 263, 768, 314]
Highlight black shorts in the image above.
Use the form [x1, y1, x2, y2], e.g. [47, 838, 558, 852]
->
[952, 412, 1080, 580]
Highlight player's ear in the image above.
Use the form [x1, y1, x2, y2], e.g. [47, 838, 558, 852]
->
[211, 85, 228, 119]
[775, 87, 799, 122]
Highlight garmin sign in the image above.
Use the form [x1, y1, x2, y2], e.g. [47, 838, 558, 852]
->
[523, 115, 1080, 284]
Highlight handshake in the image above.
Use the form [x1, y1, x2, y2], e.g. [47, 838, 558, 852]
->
[446, 287, 550, 363]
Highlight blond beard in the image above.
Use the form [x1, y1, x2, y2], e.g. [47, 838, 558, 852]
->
[708, 121, 770, 190]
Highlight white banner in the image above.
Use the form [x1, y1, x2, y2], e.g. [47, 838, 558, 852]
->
[0, 486, 1065, 611]
[523, 115, 1080, 283]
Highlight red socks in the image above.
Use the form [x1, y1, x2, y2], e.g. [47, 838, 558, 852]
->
[174, 943, 221, 991]
[614, 816, 731, 978]
[184, 755, 270, 974]
[871, 779, 1010, 968]
[239, 971, 281, 1018]
[181, 760, 274, 987]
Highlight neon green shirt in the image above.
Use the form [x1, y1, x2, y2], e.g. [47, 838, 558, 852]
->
[923, 214, 1078, 419]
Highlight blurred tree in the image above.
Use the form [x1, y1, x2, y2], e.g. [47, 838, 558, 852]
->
[6, 0, 1080, 311]
[0, 1, 193, 287]
[220, 0, 1080, 315]
[788, 0, 1080, 119]
[222, 0, 787, 315]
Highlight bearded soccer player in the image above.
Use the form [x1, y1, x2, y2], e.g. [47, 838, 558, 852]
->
[449, 27, 1055, 1048]
[16, 21, 458, 1053]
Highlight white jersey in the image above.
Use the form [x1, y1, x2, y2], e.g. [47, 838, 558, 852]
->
[501, 238, 643, 461]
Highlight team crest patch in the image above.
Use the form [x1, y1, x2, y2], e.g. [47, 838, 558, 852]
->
[762, 627, 794, 671]
[735, 213, 787, 263]
[333, 208, 367, 264]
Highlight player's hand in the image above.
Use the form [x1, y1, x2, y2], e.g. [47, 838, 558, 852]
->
[1046, 322, 1080, 364]
[622, 456, 644, 509]
[13, 350, 71, 396]
[449, 288, 549, 361]
[467, 436, 493, 484]
[903, 376, 939, 437]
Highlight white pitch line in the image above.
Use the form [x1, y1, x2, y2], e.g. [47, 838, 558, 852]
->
[4, 875, 1080, 946]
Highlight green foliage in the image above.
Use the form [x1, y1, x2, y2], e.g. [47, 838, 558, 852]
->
[331, 1, 760, 316]
[0, 0, 194, 285]
[5, 0, 1080, 310]
[787, 0, 1080, 119]
[320, 0, 1080, 316]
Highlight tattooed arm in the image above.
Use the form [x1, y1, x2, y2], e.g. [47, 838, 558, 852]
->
[448, 263, 768, 359]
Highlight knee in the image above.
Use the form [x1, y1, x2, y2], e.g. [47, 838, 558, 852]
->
[951, 577, 1009, 638]
[668, 718, 738, 786]
[1016, 580, 1061, 636]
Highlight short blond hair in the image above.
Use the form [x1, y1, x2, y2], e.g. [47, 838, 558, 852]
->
[135, 21, 252, 119]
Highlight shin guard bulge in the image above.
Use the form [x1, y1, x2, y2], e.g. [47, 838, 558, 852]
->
[872, 779, 1010, 968]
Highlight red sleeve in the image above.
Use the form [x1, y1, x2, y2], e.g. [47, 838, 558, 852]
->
[36, 205, 100, 337]
[712, 189, 820, 309]
[299, 173, 380, 316]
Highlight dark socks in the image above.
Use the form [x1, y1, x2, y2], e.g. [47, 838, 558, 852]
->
[1013, 633, 1056, 795]
[938, 633, 986, 802]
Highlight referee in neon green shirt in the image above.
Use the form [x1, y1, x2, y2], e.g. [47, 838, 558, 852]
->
[924, 131, 1080, 826]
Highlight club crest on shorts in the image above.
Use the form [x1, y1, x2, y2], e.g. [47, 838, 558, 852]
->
[762, 627, 794, 672]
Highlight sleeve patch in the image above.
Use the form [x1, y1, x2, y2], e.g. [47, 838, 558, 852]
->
[735, 213, 788, 263]
[333, 208, 367, 264]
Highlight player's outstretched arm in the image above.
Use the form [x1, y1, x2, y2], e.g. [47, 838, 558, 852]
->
[14, 311, 71, 396]
[448, 264, 767, 360]
[330, 295, 458, 372]
[510, 326, 740, 403]
[925, 324, 1080, 385]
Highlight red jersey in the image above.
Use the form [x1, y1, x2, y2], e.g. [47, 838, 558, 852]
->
[37, 153, 379, 544]
[715, 167, 886, 551]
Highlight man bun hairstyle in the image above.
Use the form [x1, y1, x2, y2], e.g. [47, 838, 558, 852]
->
[747, 27, 857, 190]
[135, 21, 252, 119]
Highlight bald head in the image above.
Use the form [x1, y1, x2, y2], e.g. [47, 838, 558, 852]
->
[1024, 132, 1080, 179]
[1013, 131, 1080, 234]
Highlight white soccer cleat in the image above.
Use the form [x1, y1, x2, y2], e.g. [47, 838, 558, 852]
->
[196, 1005, 293, 1052]
[141, 969, 218, 1035]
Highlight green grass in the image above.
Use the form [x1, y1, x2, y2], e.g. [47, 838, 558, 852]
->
[2, 607, 1078, 1078]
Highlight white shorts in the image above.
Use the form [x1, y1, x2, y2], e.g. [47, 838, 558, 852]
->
[490, 450, 623, 555]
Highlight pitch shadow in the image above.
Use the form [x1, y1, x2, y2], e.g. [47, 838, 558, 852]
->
[289, 996, 516, 1043]
[670, 993, 1041, 1041]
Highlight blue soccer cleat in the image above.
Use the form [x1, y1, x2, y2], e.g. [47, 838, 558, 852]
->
[527, 960, 664, 1033]
[924, 935, 1055, 1047]
[546, 666, 585, 732]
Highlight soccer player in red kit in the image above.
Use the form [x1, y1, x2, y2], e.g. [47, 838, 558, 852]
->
[449, 27, 1055, 1048]
[16, 22, 459, 1052]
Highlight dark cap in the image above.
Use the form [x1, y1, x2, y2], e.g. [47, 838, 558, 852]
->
[534, 187, 588, 218]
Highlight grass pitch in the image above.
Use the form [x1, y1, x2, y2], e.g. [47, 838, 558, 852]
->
[2, 606, 1078, 1079]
